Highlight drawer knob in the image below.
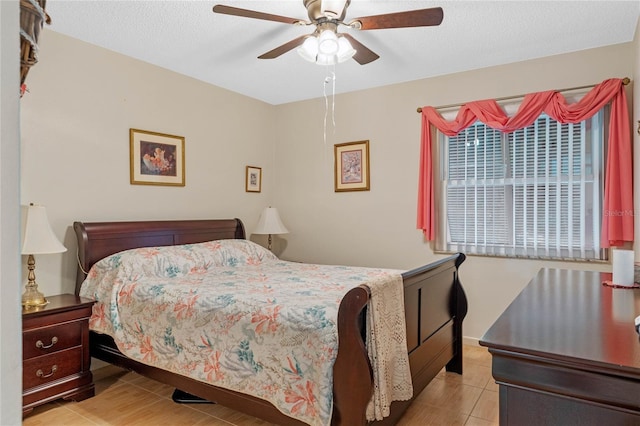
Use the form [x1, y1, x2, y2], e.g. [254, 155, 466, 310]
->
[35, 336, 58, 349]
[36, 365, 58, 379]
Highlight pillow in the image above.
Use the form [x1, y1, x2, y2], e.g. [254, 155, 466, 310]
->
[199, 238, 279, 268]
[91, 239, 278, 280]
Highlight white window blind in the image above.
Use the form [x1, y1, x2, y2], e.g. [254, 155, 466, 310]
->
[437, 110, 605, 261]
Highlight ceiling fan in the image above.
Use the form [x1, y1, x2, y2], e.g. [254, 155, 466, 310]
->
[212, 0, 443, 65]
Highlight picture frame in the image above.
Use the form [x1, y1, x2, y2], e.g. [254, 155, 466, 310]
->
[130, 128, 185, 186]
[246, 166, 262, 193]
[334, 140, 370, 192]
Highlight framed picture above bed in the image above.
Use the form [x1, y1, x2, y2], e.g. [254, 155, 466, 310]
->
[130, 128, 185, 186]
[334, 140, 370, 192]
[245, 166, 262, 193]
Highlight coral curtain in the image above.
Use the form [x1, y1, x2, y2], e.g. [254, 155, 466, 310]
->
[417, 78, 632, 248]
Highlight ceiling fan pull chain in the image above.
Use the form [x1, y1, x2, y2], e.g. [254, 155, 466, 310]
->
[330, 68, 336, 130]
[322, 66, 337, 147]
[323, 72, 328, 146]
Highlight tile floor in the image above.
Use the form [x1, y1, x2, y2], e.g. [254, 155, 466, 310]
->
[23, 344, 498, 425]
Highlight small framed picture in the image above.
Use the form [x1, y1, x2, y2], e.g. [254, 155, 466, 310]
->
[246, 166, 262, 193]
[130, 128, 185, 186]
[334, 140, 370, 192]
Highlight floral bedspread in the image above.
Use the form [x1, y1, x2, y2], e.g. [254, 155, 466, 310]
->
[80, 239, 404, 426]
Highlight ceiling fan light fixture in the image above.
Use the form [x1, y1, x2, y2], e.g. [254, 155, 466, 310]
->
[297, 33, 354, 65]
[318, 29, 339, 55]
[315, 52, 336, 66]
[297, 36, 319, 62]
[336, 36, 356, 63]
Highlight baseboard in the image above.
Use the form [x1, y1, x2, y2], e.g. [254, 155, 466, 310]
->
[463, 336, 481, 347]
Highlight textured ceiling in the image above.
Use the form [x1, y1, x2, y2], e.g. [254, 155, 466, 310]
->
[45, 0, 639, 105]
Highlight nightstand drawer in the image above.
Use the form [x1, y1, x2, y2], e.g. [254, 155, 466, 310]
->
[23, 321, 82, 360]
[23, 346, 82, 390]
[22, 295, 95, 416]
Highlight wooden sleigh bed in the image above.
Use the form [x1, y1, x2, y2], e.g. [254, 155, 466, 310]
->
[74, 218, 467, 425]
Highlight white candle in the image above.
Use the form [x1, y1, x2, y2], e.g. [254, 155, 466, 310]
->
[612, 249, 635, 287]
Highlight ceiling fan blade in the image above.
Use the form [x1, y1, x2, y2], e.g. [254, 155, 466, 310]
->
[213, 5, 304, 25]
[258, 35, 308, 59]
[348, 7, 443, 30]
[341, 33, 379, 65]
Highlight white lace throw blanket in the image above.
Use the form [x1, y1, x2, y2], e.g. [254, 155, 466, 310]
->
[365, 274, 414, 421]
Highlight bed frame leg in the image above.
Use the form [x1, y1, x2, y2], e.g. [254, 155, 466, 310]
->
[446, 254, 468, 375]
[332, 286, 372, 425]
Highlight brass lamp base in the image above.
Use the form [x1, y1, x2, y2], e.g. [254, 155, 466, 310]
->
[22, 254, 49, 308]
[22, 286, 49, 308]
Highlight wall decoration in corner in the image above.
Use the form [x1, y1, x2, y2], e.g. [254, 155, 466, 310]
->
[130, 128, 185, 186]
[246, 166, 262, 193]
[334, 140, 370, 192]
[20, 0, 52, 96]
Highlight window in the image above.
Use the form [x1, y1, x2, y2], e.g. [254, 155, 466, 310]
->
[437, 110, 606, 261]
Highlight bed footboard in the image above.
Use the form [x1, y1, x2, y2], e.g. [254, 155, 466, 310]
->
[333, 286, 373, 425]
[372, 253, 467, 425]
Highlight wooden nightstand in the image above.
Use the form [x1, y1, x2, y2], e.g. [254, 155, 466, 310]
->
[22, 294, 95, 416]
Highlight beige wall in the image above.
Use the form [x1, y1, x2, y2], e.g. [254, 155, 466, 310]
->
[274, 42, 636, 341]
[21, 31, 637, 342]
[20, 31, 278, 298]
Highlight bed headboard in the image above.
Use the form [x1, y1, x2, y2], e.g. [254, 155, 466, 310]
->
[73, 218, 246, 295]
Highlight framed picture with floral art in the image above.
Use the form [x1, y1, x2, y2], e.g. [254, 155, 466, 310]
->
[334, 140, 370, 192]
[130, 128, 185, 186]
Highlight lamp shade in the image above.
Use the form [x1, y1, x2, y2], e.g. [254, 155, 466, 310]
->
[318, 29, 339, 55]
[254, 207, 289, 235]
[298, 36, 319, 62]
[21, 204, 67, 255]
[336, 36, 356, 63]
[297, 32, 355, 66]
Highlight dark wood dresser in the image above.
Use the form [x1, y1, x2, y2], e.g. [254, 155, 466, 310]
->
[22, 294, 95, 416]
[480, 268, 640, 425]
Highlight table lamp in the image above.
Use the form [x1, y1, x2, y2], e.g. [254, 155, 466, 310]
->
[253, 207, 289, 251]
[21, 203, 67, 308]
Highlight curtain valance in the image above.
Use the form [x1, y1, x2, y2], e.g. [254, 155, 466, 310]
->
[417, 78, 632, 248]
